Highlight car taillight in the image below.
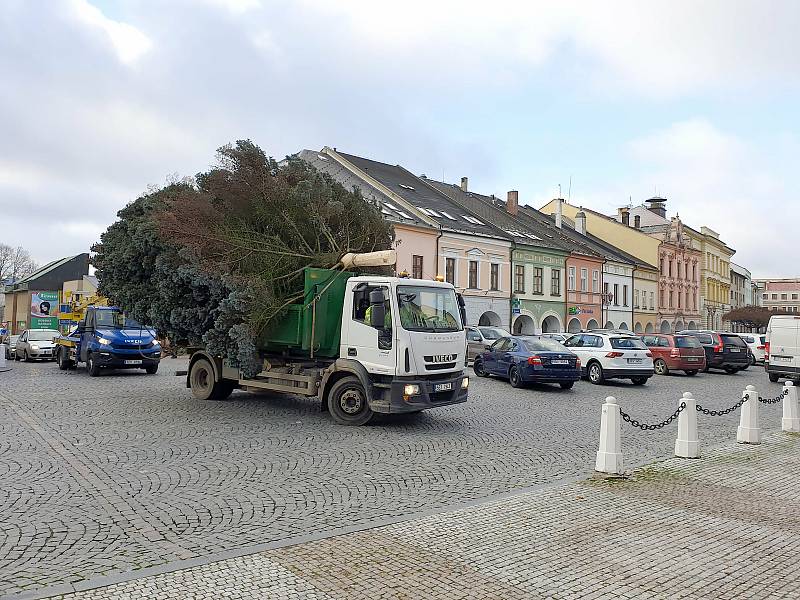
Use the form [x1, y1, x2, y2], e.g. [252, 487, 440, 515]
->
[605, 352, 624, 358]
[575, 358, 581, 368]
[765, 341, 770, 359]
[670, 348, 680, 358]
[527, 355, 542, 365]
[713, 340, 723, 353]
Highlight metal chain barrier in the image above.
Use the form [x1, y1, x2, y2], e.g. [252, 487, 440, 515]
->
[758, 388, 788, 405]
[619, 402, 686, 431]
[696, 394, 749, 417]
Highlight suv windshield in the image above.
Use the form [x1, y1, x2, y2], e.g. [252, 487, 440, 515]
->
[610, 337, 647, 350]
[479, 327, 508, 340]
[27, 330, 60, 341]
[721, 334, 746, 347]
[396, 285, 462, 332]
[675, 336, 701, 348]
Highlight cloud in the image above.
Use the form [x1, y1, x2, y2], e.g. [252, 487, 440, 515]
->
[68, 0, 152, 64]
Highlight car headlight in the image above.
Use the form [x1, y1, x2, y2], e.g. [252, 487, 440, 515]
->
[403, 384, 420, 396]
[30, 345, 39, 351]
[98, 337, 111, 345]
[461, 377, 469, 389]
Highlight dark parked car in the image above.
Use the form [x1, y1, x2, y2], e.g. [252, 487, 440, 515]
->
[640, 334, 706, 376]
[677, 330, 750, 373]
[473, 335, 581, 389]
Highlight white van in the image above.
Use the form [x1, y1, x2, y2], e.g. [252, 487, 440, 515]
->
[765, 315, 800, 382]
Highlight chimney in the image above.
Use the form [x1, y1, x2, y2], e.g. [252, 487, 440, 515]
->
[555, 198, 563, 229]
[460, 176, 468, 192]
[506, 190, 518, 215]
[634, 214, 641, 229]
[645, 196, 667, 219]
[575, 211, 587, 236]
[620, 207, 630, 227]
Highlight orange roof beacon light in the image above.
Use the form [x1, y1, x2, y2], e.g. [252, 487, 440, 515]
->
[398, 270, 410, 278]
[435, 274, 445, 282]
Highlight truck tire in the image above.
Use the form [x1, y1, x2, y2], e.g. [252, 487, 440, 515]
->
[327, 376, 374, 426]
[189, 358, 233, 400]
[56, 347, 73, 371]
[86, 353, 101, 377]
[145, 364, 159, 375]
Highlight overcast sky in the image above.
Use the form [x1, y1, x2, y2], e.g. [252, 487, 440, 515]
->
[1, 0, 798, 276]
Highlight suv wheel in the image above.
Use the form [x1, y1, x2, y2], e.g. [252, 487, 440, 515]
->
[588, 362, 604, 385]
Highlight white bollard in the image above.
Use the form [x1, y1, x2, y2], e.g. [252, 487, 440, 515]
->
[0, 344, 6, 369]
[675, 392, 699, 458]
[596, 396, 624, 474]
[782, 381, 800, 432]
[737, 385, 761, 444]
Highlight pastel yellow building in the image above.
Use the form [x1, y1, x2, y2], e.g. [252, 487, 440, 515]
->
[698, 226, 735, 329]
[540, 200, 660, 333]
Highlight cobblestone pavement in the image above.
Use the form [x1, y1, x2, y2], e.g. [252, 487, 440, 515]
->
[49, 432, 800, 599]
[0, 358, 789, 597]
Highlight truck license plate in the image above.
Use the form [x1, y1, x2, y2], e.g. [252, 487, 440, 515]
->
[434, 382, 453, 392]
[124, 360, 142, 365]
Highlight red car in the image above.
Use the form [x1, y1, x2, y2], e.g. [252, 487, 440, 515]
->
[640, 334, 706, 376]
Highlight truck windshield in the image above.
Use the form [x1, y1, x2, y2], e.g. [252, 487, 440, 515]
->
[95, 311, 140, 329]
[396, 285, 462, 332]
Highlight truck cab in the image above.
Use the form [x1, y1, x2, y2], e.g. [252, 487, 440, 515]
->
[56, 306, 162, 376]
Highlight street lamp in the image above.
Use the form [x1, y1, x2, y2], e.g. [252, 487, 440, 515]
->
[602, 292, 614, 328]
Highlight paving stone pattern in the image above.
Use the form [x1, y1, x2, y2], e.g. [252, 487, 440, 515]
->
[0, 359, 789, 596]
[50, 433, 800, 599]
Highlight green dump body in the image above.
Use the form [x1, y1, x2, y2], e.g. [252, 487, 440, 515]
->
[261, 268, 354, 358]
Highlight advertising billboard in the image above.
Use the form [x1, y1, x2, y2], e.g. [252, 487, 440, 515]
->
[31, 291, 59, 329]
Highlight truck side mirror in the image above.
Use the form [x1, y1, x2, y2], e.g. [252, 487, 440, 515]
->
[369, 289, 386, 328]
[456, 293, 467, 327]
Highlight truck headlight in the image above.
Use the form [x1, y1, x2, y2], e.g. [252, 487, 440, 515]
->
[403, 384, 420, 396]
[98, 337, 111, 345]
[461, 377, 469, 389]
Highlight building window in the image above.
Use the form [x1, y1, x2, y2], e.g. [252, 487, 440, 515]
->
[592, 270, 599, 293]
[580, 268, 588, 292]
[772, 294, 778, 300]
[668, 261, 672, 277]
[677, 262, 681, 279]
[533, 267, 543, 294]
[551, 268, 561, 296]
[490, 263, 500, 291]
[678, 290, 682, 308]
[762, 293, 767, 300]
[793, 294, 798, 300]
[568, 266, 576, 291]
[613, 283, 619, 306]
[623, 285, 628, 307]
[669, 290, 674, 308]
[693, 264, 696, 280]
[693, 291, 697, 310]
[782, 294, 788, 300]
[634, 289, 640, 309]
[660, 289, 665, 308]
[411, 255, 423, 279]
[650, 292, 655, 310]
[514, 265, 525, 293]
[445, 257, 456, 285]
[660, 258, 665, 275]
[685, 291, 690, 310]
[469, 261, 479, 289]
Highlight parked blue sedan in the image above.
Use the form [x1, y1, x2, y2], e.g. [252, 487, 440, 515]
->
[473, 335, 581, 389]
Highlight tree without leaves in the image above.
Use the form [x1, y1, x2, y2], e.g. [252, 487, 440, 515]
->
[722, 305, 787, 329]
[0, 244, 38, 281]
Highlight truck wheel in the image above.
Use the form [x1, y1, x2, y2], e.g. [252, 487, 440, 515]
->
[328, 376, 374, 426]
[145, 364, 159, 375]
[57, 348, 73, 371]
[769, 372, 780, 383]
[189, 358, 233, 400]
[86, 353, 101, 377]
